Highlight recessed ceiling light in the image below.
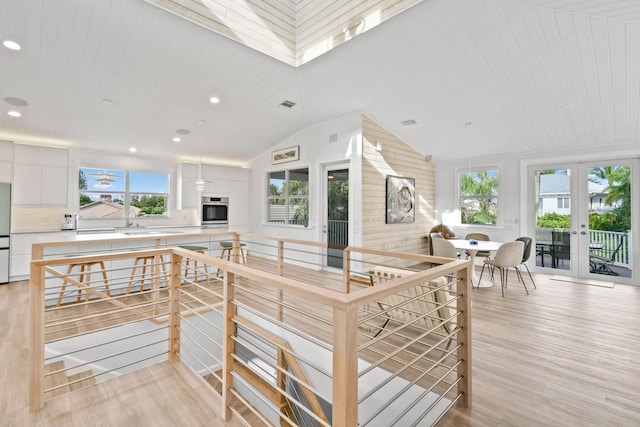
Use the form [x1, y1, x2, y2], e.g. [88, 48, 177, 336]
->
[173, 137, 181, 142]
[8, 111, 21, 117]
[209, 96, 220, 104]
[129, 147, 137, 153]
[3, 40, 21, 51]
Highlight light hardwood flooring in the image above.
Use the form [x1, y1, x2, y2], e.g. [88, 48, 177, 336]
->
[3, 268, 640, 426]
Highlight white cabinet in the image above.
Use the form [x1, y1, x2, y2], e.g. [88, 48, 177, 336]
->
[228, 180, 250, 230]
[12, 145, 68, 207]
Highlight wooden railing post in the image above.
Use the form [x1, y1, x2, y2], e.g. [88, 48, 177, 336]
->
[343, 248, 351, 293]
[29, 262, 45, 411]
[168, 252, 183, 363]
[332, 303, 358, 426]
[277, 240, 284, 321]
[232, 233, 240, 264]
[222, 270, 236, 421]
[457, 263, 473, 407]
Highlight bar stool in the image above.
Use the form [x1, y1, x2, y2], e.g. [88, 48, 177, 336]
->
[56, 260, 111, 308]
[178, 245, 210, 283]
[125, 254, 168, 295]
[216, 241, 246, 277]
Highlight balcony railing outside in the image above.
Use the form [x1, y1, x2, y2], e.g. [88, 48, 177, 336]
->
[29, 232, 472, 425]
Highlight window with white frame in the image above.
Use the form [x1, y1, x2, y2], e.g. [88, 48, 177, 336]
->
[557, 197, 570, 209]
[79, 167, 169, 219]
[459, 168, 499, 225]
[267, 168, 309, 226]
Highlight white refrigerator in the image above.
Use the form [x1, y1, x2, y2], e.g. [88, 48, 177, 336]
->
[0, 183, 10, 284]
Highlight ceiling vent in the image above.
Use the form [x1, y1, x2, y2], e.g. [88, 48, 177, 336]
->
[279, 100, 296, 108]
[401, 119, 417, 126]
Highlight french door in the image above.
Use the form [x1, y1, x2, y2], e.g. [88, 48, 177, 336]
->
[528, 159, 637, 284]
[322, 165, 349, 269]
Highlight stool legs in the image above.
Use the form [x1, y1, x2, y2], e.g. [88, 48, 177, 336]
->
[56, 261, 110, 308]
[216, 247, 246, 277]
[184, 250, 209, 284]
[126, 255, 169, 295]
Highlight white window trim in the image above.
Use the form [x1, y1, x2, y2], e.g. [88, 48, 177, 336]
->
[455, 163, 502, 228]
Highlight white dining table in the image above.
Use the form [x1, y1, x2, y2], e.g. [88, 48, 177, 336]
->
[448, 239, 503, 287]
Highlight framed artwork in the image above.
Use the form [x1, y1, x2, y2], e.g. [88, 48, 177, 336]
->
[272, 146, 300, 164]
[386, 175, 415, 224]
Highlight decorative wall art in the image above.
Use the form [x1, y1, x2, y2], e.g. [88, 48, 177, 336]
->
[386, 175, 415, 224]
[271, 146, 300, 164]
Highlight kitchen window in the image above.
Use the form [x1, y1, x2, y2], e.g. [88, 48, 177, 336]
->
[79, 168, 169, 220]
[459, 168, 499, 225]
[267, 168, 309, 226]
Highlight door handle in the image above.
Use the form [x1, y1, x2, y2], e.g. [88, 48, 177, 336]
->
[571, 231, 578, 234]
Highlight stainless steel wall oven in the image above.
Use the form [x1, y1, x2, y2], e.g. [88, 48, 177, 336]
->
[201, 196, 229, 227]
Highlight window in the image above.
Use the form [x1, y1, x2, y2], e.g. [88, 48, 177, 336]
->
[267, 168, 309, 226]
[557, 197, 570, 209]
[459, 169, 498, 225]
[79, 167, 169, 220]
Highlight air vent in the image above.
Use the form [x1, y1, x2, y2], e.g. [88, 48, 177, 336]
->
[176, 129, 191, 135]
[401, 119, 417, 126]
[279, 100, 296, 108]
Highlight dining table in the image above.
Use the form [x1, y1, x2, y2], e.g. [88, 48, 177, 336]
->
[448, 239, 503, 287]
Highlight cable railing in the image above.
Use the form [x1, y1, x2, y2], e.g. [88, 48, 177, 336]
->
[29, 232, 472, 426]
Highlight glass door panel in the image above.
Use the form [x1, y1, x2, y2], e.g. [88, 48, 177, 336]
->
[583, 163, 633, 279]
[325, 168, 349, 269]
[533, 168, 573, 272]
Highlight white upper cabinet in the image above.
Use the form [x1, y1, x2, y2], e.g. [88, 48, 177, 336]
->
[12, 145, 68, 206]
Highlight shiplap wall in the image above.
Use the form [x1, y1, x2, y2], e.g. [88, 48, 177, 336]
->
[361, 115, 435, 261]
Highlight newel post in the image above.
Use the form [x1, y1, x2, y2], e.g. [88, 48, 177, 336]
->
[457, 263, 473, 407]
[332, 302, 358, 426]
[29, 261, 45, 411]
[221, 270, 236, 420]
[168, 252, 183, 363]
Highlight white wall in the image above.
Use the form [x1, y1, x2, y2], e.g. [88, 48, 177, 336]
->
[248, 113, 363, 243]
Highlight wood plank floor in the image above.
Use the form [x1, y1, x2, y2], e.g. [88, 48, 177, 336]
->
[3, 267, 640, 426]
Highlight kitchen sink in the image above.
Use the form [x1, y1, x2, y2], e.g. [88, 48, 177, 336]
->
[121, 230, 164, 235]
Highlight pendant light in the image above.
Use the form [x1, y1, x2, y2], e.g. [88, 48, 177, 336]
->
[194, 120, 209, 191]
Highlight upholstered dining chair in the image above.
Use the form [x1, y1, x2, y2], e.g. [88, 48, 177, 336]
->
[432, 237, 459, 259]
[515, 237, 536, 289]
[478, 241, 525, 297]
[464, 233, 491, 259]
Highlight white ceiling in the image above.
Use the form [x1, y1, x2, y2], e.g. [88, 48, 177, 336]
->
[1, 0, 640, 166]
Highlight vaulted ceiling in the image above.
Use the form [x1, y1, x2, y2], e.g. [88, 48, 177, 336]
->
[1, 0, 639, 166]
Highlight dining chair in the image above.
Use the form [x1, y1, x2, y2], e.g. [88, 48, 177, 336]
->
[478, 241, 525, 297]
[551, 230, 571, 268]
[432, 238, 459, 259]
[464, 233, 491, 259]
[515, 237, 536, 289]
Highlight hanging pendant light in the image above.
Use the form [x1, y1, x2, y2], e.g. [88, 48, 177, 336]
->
[194, 120, 210, 191]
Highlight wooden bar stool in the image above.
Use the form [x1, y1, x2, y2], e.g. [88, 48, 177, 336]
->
[216, 241, 246, 277]
[56, 261, 111, 308]
[125, 254, 168, 294]
[178, 245, 210, 283]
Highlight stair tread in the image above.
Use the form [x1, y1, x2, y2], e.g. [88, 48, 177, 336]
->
[68, 370, 97, 391]
[44, 360, 70, 397]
